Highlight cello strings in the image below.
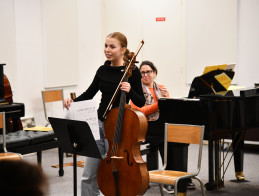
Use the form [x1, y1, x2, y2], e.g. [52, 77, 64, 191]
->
[111, 91, 126, 160]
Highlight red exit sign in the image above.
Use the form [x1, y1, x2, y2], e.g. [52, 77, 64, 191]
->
[156, 17, 166, 22]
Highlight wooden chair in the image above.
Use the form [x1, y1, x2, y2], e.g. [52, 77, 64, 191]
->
[0, 112, 22, 161]
[149, 123, 205, 196]
[42, 89, 64, 127]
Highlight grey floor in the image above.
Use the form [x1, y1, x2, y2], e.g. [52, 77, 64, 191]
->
[23, 143, 259, 196]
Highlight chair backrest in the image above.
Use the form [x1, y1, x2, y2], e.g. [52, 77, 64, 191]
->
[164, 123, 205, 173]
[0, 112, 7, 153]
[166, 124, 203, 144]
[42, 89, 64, 125]
[42, 89, 64, 103]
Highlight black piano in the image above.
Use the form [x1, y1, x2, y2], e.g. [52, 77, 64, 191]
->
[0, 64, 25, 132]
[147, 84, 259, 190]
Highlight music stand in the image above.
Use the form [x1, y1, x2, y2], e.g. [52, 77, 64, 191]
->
[49, 117, 102, 196]
[188, 69, 235, 98]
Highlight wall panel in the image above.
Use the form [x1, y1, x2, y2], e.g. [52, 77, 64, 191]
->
[0, 0, 16, 87]
[43, 0, 78, 88]
[186, 0, 237, 84]
[237, 0, 259, 87]
[142, 0, 185, 96]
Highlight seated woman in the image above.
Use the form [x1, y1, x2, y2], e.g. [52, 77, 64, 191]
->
[130, 60, 169, 120]
[130, 60, 194, 194]
[130, 61, 175, 193]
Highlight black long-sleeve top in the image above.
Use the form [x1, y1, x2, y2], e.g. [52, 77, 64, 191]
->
[74, 60, 145, 121]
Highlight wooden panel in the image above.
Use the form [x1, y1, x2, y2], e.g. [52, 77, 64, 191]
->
[42, 90, 63, 103]
[166, 124, 202, 144]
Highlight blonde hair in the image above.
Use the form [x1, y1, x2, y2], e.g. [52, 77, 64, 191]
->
[107, 32, 131, 64]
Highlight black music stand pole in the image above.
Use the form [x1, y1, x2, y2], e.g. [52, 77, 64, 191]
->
[49, 117, 102, 196]
[72, 143, 78, 196]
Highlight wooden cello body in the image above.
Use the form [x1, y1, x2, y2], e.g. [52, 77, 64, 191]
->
[97, 105, 149, 196]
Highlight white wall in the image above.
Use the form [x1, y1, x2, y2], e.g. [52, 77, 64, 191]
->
[0, 0, 259, 126]
[77, 0, 103, 95]
[104, 0, 186, 97]
[185, 0, 237, 84]
[0, 0, 103, 126]
[13, 0, 45, 124]
[43, 0, 78, 88]
[142, 0, 185, 97]
[237, 0, 259, 87]
[103, 0, 240, 97]
[0, 0, 16, 87]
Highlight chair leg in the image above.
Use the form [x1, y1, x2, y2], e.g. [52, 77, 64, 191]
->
[194, 176, 206, 196]
[175, 178, 188, 196]
[58, 147, 64, 176]
[37, 151, 42, 166]
[158, 184, 164, 196]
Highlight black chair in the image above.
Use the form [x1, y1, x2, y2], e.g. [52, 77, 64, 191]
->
[0, 114, 64, 176]
[0, 112, 22, 161]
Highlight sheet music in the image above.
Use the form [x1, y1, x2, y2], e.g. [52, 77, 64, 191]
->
[225, 63, 236, 71]
[64, 100, 100, 140]
[202, 63, 236, 75]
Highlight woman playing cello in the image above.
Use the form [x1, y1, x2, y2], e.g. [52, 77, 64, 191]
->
[64, 32, 145, 196]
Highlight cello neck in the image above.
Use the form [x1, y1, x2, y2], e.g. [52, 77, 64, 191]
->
[113, 75, 128, 144]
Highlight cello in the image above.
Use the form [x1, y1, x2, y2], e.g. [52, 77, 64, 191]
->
[97, 41, 149, 196]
